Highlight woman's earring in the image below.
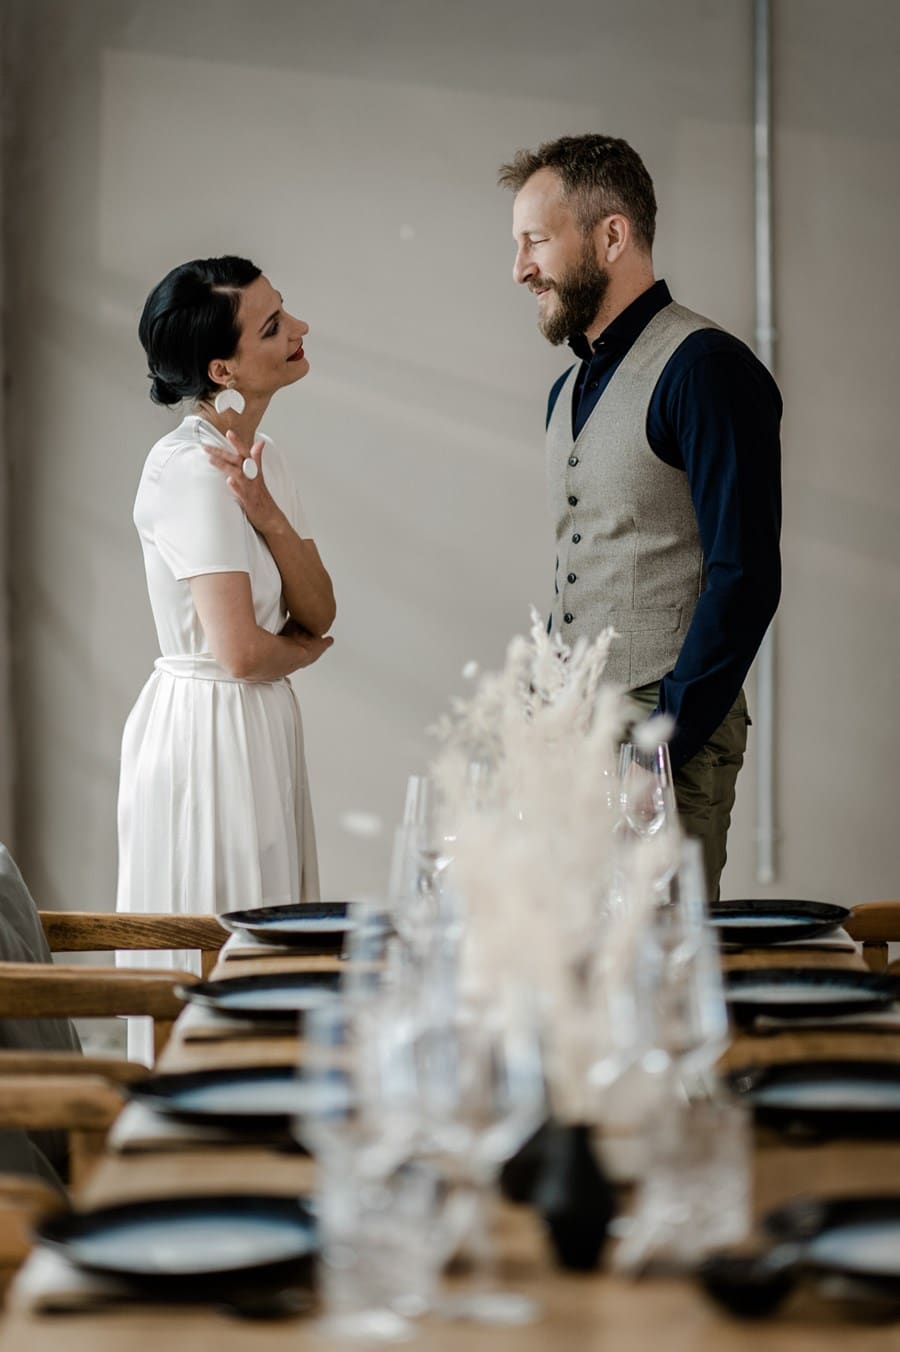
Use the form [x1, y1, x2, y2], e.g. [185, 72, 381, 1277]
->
[214, 387, 245, 415]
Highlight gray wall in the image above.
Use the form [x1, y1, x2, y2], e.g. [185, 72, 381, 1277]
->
[3, 0, 899, 909]
[0, 5, 15, 843]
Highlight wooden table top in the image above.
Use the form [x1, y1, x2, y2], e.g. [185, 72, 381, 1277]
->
[4, 936, 900, 1350]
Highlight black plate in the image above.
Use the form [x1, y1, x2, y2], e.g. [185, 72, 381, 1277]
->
[219, 902, 356, 952]
[725, 968, 900, 1023]
[709, 899, 849, 946]
[37, 1194, 317, 1295]
[176, 970, 341, 1023]
[731, 1060, 900, 1136]
[765, 1195, 900, 1293]
[128, 1064, 350, 1132]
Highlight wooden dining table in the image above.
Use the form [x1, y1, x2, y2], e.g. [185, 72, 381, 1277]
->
[2, 936, 900, 1351]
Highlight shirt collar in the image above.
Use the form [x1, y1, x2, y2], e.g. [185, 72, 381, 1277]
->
[567, 279, 673, 362]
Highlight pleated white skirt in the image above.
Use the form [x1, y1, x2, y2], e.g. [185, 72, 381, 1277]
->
[116, 657, 319, 1062]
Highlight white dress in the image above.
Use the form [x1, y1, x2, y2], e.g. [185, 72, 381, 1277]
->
[116, 415, 320, 1062]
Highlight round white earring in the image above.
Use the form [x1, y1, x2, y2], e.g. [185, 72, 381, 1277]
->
[241, 458, 258, 481]
[214, 387, 245, 415]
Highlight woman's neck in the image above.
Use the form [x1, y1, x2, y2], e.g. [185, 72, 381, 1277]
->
[196, 393, 271, 446]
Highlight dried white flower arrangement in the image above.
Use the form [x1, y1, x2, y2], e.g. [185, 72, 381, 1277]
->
[430, 609, 677, 1121]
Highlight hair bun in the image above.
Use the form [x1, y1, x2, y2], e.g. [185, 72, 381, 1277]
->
[149, 372, 181, 407]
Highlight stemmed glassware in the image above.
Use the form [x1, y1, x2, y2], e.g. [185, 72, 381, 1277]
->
[618, 739, 678, 841]
[412, 996, 546, 1324]
[387, 775, 456, 955]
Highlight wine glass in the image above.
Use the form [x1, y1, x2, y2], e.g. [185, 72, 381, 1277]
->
[412, 998, 547, 1324]
[618, 739, 678, 839]
[388, 775, 455, 955]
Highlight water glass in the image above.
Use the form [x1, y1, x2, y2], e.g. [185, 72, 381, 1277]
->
[295, 995, 439, 1341]
[413, 999, 546, 1324]
[639, 838, 729, 1088]
[616, 1085, 752, 1271]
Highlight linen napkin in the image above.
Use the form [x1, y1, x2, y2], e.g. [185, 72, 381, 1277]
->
[178, 999, 297, 1042]
[220, 930, 302, 961]
[753, 1003, 900, 1033]
[10, 1247, 142, 1313]
[107, 1100, 265, 1153]
[9, 1246, 312, 1316]
[220, 931, 347, 962]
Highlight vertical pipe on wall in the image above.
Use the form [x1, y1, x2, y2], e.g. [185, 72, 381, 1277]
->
[753, 0, 777, 883]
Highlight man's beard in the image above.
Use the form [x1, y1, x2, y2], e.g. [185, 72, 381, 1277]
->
[535, 244, 609, 346]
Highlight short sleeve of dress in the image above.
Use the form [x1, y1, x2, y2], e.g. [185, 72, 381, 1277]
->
[153, 444, 250, 581]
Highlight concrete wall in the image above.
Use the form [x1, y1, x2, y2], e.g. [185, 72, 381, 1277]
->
[3, 0, 898, 909]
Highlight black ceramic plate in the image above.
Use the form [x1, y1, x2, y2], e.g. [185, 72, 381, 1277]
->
[725, 968, 900, 1023]
[128, 1064, 350, 1131]
[764, 1195, 900, 1293]
[218, 902, 356, 952]
[731, 1060, 900, 1136]
[37, 1194, 317, 1295]
[176, 970, 341, 1022]
[709, 899, 849, 946]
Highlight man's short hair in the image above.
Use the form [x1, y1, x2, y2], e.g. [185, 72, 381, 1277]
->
[498, 134, 657, 253]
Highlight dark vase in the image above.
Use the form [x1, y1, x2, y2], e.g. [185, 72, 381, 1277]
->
[530, 1121, 616, 1271]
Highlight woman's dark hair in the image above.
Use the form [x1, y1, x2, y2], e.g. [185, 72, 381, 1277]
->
[498, 134, 657, 253]
[138, 256, 262, 406]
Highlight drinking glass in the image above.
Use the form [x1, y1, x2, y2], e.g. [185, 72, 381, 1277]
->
[389, 775, 456, 956]
[618, 739, 678, 840]
[615, 1085, 752, 1272]
[641, 838, 729, 1091]
[413, 998, 547, 1324]
[295, 994, 438, 1342]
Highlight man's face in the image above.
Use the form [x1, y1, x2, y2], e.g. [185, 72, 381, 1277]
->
[512, 168, 609, 345]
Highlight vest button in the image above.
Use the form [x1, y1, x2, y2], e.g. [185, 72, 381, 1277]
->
[564, 612, 574, 624]
[568, 456, 579, 467]
[567, 573, 577, 584]
[567, 495, 578, 507]
[588, 379, 599, 391]
[572, 533, 581, 543]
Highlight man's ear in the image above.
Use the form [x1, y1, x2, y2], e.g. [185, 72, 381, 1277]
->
[596, 213, 631, 264]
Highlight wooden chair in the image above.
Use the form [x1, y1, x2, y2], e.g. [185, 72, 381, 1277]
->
[34, 910, 228, 1058]
[0, 1066, 138, 1298]
[39, 911, 227, 980]
[0, 959, 198, 1064]
[846, 901, 900, 973]
[0, 1074, 126, 1190]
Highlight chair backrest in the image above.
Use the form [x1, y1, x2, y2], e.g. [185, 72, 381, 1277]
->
[39, 911, 227, 979]
[846, 901, 900, 973]
[0, 846, 83, 1182]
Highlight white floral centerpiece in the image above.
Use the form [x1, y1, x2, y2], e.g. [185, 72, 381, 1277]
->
[430, 609, 676, 1122]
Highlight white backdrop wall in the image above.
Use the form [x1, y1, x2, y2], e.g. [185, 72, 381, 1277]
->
[3, 0, 899, 909]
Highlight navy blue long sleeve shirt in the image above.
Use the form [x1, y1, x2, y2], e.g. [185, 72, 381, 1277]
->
[546, 280, 782, 770]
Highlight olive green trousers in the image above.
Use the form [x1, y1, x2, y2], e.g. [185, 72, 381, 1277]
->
[627, 684, 751, 901]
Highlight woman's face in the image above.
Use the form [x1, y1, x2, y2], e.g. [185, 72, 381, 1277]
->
[214, 275, 309, 400]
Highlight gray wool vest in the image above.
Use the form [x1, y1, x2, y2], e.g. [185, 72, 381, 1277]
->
[546, 301, 720, 689]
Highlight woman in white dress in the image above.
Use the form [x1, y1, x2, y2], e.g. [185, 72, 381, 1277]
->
[117, 256, 335, 1061]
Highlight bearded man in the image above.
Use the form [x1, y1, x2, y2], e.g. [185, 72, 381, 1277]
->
[500, 134, 782, 897]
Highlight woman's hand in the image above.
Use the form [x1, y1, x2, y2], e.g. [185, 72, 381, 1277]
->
[202, 430, 284, 536]
[284, 626, 334, 669]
